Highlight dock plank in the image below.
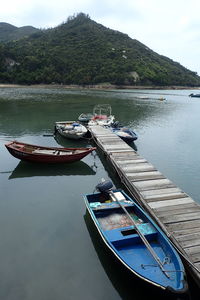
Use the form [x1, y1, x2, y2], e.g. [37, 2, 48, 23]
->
[155, 203, 199, 217]
[141, 188, 187, 201]
[160, 212, 200, 224]
[109, 149, 136, 153]
[126, 171, 165, 181]
[177, 233, 200, 242]
[104, 144, 131, 150]
[116, 158, 147, 164]
[122, 162, 156, 172]
[180, 239, 200, 249]
[101, 140, 124, 145]
[149, 198, 195, 210]
[169, 227, 200, 237]
[133, 178, 175, 191]
[167, 220, 200, 232]
[154, 202, 197, 213]
[111, 152, 137, 158]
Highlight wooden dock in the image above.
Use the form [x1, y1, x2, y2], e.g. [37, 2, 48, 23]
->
[89, 125, 200, 285]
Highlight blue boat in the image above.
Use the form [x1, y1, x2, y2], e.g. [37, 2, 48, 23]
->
[110, 122, 138, 143]
[84, 181, 187, 295]
[111, 127, 138, 143]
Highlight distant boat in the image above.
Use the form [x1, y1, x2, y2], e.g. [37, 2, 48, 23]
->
[88, 104, 115, 126]
[84, 180, 187, 294]
[135, 96, 150, 99]
[5, 141, 96, 163]
[55, 121, 88, 140]
[189, 93, 200, 98]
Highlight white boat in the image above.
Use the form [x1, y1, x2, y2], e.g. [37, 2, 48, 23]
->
[88, 104, 115, 126]
[55, 121, 88, 140]
[78, 113, 93, 123]
[136, 96, 150, 99]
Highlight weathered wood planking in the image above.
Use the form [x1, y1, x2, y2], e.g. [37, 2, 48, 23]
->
[155, 202, 199, 217]
[140, 188, 188, 201]
[126, 171, 165, 181]
[89, 125, 200, 285]
[133, 178, 176, 190]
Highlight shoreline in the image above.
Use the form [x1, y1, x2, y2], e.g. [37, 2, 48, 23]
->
[0, 83, 199, 90]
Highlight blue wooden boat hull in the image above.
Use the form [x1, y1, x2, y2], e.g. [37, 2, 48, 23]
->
[84, 189, 187, 294]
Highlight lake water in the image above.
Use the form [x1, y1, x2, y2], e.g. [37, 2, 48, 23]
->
[0, 86, 200, 299]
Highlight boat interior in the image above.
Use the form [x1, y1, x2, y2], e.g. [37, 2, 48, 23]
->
[11, 143, 77, 155]
[88, 191, 158, 249]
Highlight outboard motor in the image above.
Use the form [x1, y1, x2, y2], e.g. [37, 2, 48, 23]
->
[112, 121, 120, 128]
[96, 180, 113, 199]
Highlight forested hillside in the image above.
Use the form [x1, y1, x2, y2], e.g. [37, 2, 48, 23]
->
[0, 22, 39, 42]
[0, 13, 199, 86]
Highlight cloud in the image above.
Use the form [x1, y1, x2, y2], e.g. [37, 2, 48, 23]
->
[0, 0, 92, 27]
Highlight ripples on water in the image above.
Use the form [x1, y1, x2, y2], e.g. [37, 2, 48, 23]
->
[0, 86, 200, 299]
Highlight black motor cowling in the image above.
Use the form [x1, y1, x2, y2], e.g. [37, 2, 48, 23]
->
[96, 180, 113, 193]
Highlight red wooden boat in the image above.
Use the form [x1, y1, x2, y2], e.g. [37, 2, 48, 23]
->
[5, 141, 96, 164]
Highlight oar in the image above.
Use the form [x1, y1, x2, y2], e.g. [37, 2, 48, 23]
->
[43, 134, 54, 137]
[109, 190, 170, 278]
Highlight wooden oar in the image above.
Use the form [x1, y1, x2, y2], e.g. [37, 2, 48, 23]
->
[109, 190, 170, 278]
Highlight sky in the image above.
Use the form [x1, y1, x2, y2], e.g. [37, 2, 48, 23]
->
[1, 0, 200, 74]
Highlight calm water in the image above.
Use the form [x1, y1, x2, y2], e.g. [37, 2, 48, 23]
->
[0, 87, 200, 300]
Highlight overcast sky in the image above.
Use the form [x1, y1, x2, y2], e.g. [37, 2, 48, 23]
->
[1, 0, 200, 74]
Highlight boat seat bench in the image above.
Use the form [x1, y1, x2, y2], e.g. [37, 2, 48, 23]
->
[105, 225, 157, 247]
[91, 202, 133, 211]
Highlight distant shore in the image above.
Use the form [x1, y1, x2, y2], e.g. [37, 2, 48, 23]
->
[0, 83, 199, 90]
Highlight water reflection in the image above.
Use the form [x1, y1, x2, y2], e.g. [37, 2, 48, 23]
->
[53, 132, 93, 148]
[8, 160, 96, 179]
[0, 88, 174, 137]
[130, 141, 137, 151]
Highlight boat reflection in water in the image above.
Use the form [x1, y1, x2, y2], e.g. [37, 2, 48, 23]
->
[54, 132, 92, 148]
[9, 160, 96, 179]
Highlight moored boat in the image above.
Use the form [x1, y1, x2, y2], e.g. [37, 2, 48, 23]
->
[111, 126, 138, 143]
[5, 141, 96, 163]
[55, 121, 88, 140]
[88, 104, 115, 126]
[84, 180, 187, 294]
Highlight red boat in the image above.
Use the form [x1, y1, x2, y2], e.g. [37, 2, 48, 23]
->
[5, 141, 96, 164]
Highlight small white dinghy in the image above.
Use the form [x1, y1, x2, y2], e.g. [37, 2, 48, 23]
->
[55, 121, 88, 140]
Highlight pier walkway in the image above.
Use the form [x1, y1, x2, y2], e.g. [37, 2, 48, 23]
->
[89, 125, 200, 285]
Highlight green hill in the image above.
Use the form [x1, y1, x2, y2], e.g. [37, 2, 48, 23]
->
[0, 13, 199, 86]
[0, 22, 39, 42]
